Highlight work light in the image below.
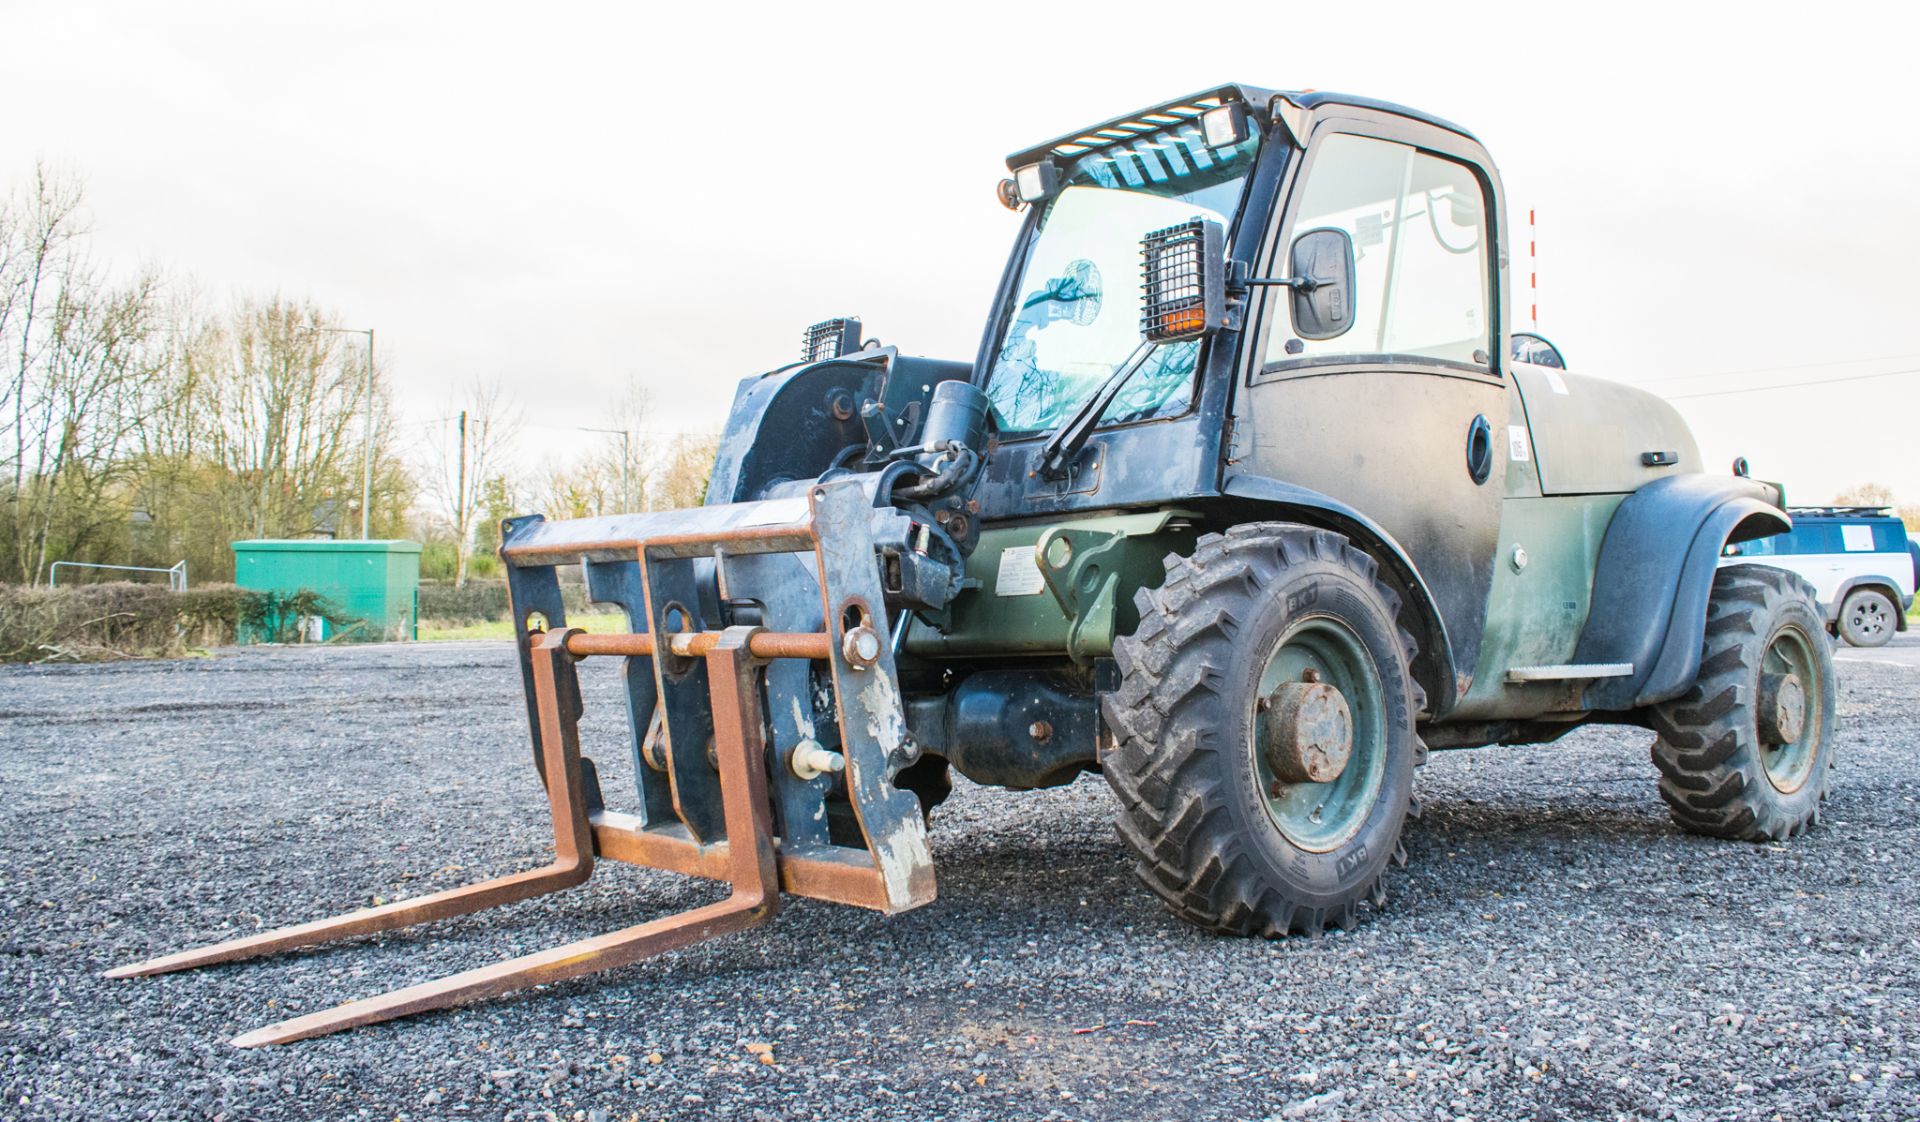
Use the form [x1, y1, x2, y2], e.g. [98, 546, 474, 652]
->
[1140, 219, 1226, 342]
[1013, 160, 1060, 204]
[1200, 102, 1250, 149]
[802, 317, 863, 363]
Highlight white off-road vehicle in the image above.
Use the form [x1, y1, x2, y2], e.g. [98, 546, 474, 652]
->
[1722, 506, 1915, 647]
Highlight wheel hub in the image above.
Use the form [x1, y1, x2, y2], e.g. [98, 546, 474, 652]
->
[1260, 679, 1353, 784]
[1757, 671, 1806, 745]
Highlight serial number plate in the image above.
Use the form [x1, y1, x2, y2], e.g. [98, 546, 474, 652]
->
[994, 545, 1046, 596]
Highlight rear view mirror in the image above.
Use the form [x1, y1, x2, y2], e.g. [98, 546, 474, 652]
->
[1287, 227, 1355, 341]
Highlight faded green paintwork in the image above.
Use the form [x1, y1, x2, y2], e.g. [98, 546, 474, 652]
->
[1449, 494, 1624, 720]
[904, 511, 1199, 662]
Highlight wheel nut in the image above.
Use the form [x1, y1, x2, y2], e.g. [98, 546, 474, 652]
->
[1029, 720, 1053, 743]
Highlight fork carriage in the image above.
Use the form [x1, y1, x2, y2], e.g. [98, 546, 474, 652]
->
[108, 479, 939, 1045]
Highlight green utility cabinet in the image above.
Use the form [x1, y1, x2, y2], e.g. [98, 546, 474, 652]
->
[232, 539, 421, 642]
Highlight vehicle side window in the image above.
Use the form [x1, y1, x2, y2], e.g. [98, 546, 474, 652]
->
[1268, 133, 1491, 368]
[1792, 525, 1841, 554]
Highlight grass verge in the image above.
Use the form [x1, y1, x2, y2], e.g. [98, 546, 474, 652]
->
[417, 610, 630, 642]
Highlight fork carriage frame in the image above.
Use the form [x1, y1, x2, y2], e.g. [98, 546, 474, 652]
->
[106, 479, 936, 1045]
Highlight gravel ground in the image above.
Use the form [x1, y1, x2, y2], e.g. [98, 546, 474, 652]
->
[2, 638, 1916, 1122]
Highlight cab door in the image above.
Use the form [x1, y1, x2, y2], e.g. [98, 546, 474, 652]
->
[1240, 124, 1508, 695]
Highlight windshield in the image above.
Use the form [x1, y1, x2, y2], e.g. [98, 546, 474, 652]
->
[985, 125, 1261, 434]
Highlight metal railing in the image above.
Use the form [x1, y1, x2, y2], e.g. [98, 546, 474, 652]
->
[48, 560, 188, 592]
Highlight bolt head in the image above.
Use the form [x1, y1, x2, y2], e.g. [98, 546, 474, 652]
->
[843, 626, 882, 667]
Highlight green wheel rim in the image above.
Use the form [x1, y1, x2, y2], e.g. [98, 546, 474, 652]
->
[1760, 623, 1822, 793]
[1251, 616, 1387, 852]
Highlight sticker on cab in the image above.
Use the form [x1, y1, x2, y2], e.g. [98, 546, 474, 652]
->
[1508, 425, 1531, 462]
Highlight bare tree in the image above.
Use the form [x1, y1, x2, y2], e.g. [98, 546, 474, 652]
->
[2, 166, 86, 503]
[428, 378, 519, 586]
[1834, 482, 1895, 507]
[0, 168, 170, 582]
[582, 378, 653, 515]
[186, 296, 389, 545]
[651, 433, 720, 510]
[533, 461, 612, 521]
[0, 166, 423, 585]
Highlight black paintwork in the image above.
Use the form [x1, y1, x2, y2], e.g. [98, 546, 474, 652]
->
[1575, 475, 1789, 710]
[963, 89, 1516, 713]
[708, 351, 975, 505]
[904, 670, 1102, 790]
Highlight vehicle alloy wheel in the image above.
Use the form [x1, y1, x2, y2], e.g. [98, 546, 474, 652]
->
[1839, 588, 1896, 648]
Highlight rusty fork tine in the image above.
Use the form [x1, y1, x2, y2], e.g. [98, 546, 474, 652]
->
[102, 864, 587, 979]
[230, 895, 766, 1046]
[230, 628, 782, 1046]
[105, 630, 597, 980]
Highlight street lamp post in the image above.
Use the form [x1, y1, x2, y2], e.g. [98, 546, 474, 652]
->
[303, 325, 376, 539]
[580, 426, 634, 512]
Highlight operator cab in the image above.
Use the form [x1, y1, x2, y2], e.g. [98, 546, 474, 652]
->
[971, 85, 1515, 697]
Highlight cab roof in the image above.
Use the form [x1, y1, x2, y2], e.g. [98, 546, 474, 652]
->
[1004, 83, 1478, 171]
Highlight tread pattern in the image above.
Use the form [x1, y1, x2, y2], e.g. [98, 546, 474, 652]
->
[1101, 524, 1420, 937]
[1648, 564, 1837, 840]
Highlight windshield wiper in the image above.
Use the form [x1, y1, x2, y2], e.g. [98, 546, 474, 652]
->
[1034, 340, 1154, 479]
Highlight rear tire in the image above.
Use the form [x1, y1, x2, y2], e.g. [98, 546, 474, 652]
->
[1838, 587, 1896, 648]
[1102, 525, 1420, 936]
[1649, 565, 1837, 840]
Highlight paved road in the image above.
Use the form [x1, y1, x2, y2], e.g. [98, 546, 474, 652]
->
[1831, 631, 1920, 669]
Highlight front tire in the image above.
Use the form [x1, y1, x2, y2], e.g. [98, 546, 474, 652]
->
[1838, 587, 1896, 648]
[1102, 525, 1420, 936]
[1649, 565, 1837, 840]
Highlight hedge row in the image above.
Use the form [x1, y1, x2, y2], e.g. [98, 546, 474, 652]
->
[416, 579, 594, 624]
[0, 582, 349, 663]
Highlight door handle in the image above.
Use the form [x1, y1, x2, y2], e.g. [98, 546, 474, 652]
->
[1465, 415, 1493, 485]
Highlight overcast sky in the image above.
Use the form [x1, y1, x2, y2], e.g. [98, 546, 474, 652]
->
[5, 1, 1917, 503]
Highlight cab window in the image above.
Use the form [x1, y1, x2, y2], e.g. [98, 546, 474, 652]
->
[1268, 133, 1491, 368]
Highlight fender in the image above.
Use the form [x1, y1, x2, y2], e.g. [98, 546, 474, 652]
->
[1220, 473, 1459, 717]
[1575, 474, 1790, 710]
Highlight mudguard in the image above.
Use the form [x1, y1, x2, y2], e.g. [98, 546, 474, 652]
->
[1221, 472, 1458, 715]
[1574, 474, 1790, 710]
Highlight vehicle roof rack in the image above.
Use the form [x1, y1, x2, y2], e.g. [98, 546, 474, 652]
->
[1003, 84, 1476, 170]
[1787, 505, 1893, 518]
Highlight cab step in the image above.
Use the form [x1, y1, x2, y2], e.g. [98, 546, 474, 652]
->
[1505, 663, 1634, 683]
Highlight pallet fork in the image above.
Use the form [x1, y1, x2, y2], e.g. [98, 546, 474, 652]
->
[106, 480, 937, 1044]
